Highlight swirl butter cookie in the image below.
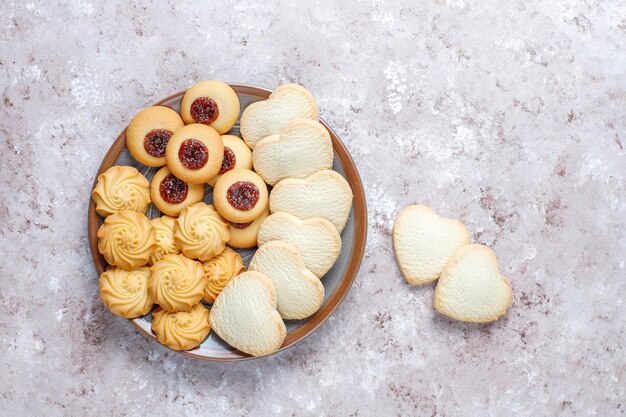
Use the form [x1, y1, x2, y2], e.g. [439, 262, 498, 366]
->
[151, 303, 211, 351]
[126, 106, 184, 167]
[202, 247, 245, 303]
[148, 254, 206, 312]
[99, 266, 154, 318]
[269, 170, 353, 233]
[240, 84, 318, 149]
[180, 80, 240, 134]
[208, 135, 252, 187]
[174, 202, 230, 261]
[149, 216, 180, 265]
[252, 118, 333, 186]
[227, 207, 270, 249]
[165, 124, 224, 184]
[213, 169, 268, 223]
[91, 166, 151, 217]
[150, 166, 204, 217]
[97, 210, 156, 269]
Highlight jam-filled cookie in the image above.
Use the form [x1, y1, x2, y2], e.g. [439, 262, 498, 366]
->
[97, 210, 156, 269]
[202, 247, 245, 303]
[92, 166, 151, 217]
[213, 169, 269, 224]
[126, 106, 184, 167]
[151, 303, 211, 351]
[150, 166, 204, 217]
[149, 216, 181, 265]
[208, 135, 253, 187]
[180, 80, 240, 134]
[174, 202, 230, 261]
[165, 124, 224, 184]
[228, 206, 270, 249]
[99, 266, 154, 318]
[149, 253, 206, 312]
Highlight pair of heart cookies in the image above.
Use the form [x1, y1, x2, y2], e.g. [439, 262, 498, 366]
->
[393, 205, 513, 323]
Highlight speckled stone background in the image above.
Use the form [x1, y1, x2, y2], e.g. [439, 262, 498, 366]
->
[1, 0, 624, 416]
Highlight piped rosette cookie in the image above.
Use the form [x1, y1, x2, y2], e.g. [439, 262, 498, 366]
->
[150, 166, 204, 217]
[173, 202, 230, 262]
[213, 169, 268, 224]
[180, 80, 240, 134]
[227, 206, 270, 249]
[208, 135, 252, 187]
[202, 247, 245, 303]
[91, 166, 151, 217]
[151, 303, 211, 351]
[165, 124, 224, 184]
[126, 106, 184, 167]
[99, 266, 155, 318]
[149, 216, 181, 265]
[97, 210, 156, 269]
[148, 253, 206, 312]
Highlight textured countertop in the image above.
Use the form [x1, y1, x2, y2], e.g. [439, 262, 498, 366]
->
[1, 1, 624, 416]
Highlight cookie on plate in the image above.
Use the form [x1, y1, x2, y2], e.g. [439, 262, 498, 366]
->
[213, 169, 269, 224]
[209, 271, 286, 357]
[99, 266, 154, 318]
[149, 253, 206, 312]
[249, 241, 324, 320]
[208, 135, 253, 187]
[257, 212, 341, 278]
[434, 244, 513, 323]
[269, 170, 353, 233]
[180, 80, 240, 134]
[97, 210, 156, 269]
[227, 206, 270, 249]
[393, 205, 471, 285]
[148, 216, 181, 265]
[165, 124, 224, 184]
[174, 202, 230, 261]
[150, 166, 204, 217]
[240, 84, 318, 149]
[151, 303, 211, 351]
[202, 247, 245, 303]
[126, 106, 184, 167]
[252, 118, 333, 186]
[91, 166, 151, 217]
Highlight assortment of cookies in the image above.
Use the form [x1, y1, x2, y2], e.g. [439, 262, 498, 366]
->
[92, 80, 353, 356]
[393, 205, 513, 323]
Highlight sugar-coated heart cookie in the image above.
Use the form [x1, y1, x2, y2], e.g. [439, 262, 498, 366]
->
[240, 84, 318, 149]
[249, 241, 325, 320]
[257, 212, 341, 278]
[434, 244, 513, 323]
[209, 271, 286, 357]
[252, 118, 333, 186]
[180, 80, 240, 134]
[393, 205, 471, 285]
[269, 170, 353, 232]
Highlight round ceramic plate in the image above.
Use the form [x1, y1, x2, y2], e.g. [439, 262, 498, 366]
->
[88, 84, 367, 361]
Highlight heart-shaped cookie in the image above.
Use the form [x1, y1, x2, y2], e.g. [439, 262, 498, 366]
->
[434, 244, 513, 322]
[257, 212, 341, 278]
[240, 84, 318, 149]
[393, 205, 471, 285]
[252, 118, 333, 186]
[209, 271, 286, 357]
[249, 241, 325, 320]
[269, 170, 353, 232]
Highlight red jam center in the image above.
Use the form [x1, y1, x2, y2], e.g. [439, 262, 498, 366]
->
[159, 174, 188, 204]
[143, 128, 173, 158]
[178, 139, 208, 170]
[229, 221, 252, 229]
[218, 147, 236, 175]
[190, 97, 219, 124]
[226, 181, 259, 211]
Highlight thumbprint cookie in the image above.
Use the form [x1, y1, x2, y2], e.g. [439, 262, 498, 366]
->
[180, 80, 240, 134]
[213, 169, 268, 224]
[165, 124, 224, 184]
[208, 135, 252, 187]
[126, 106, 184, 167]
